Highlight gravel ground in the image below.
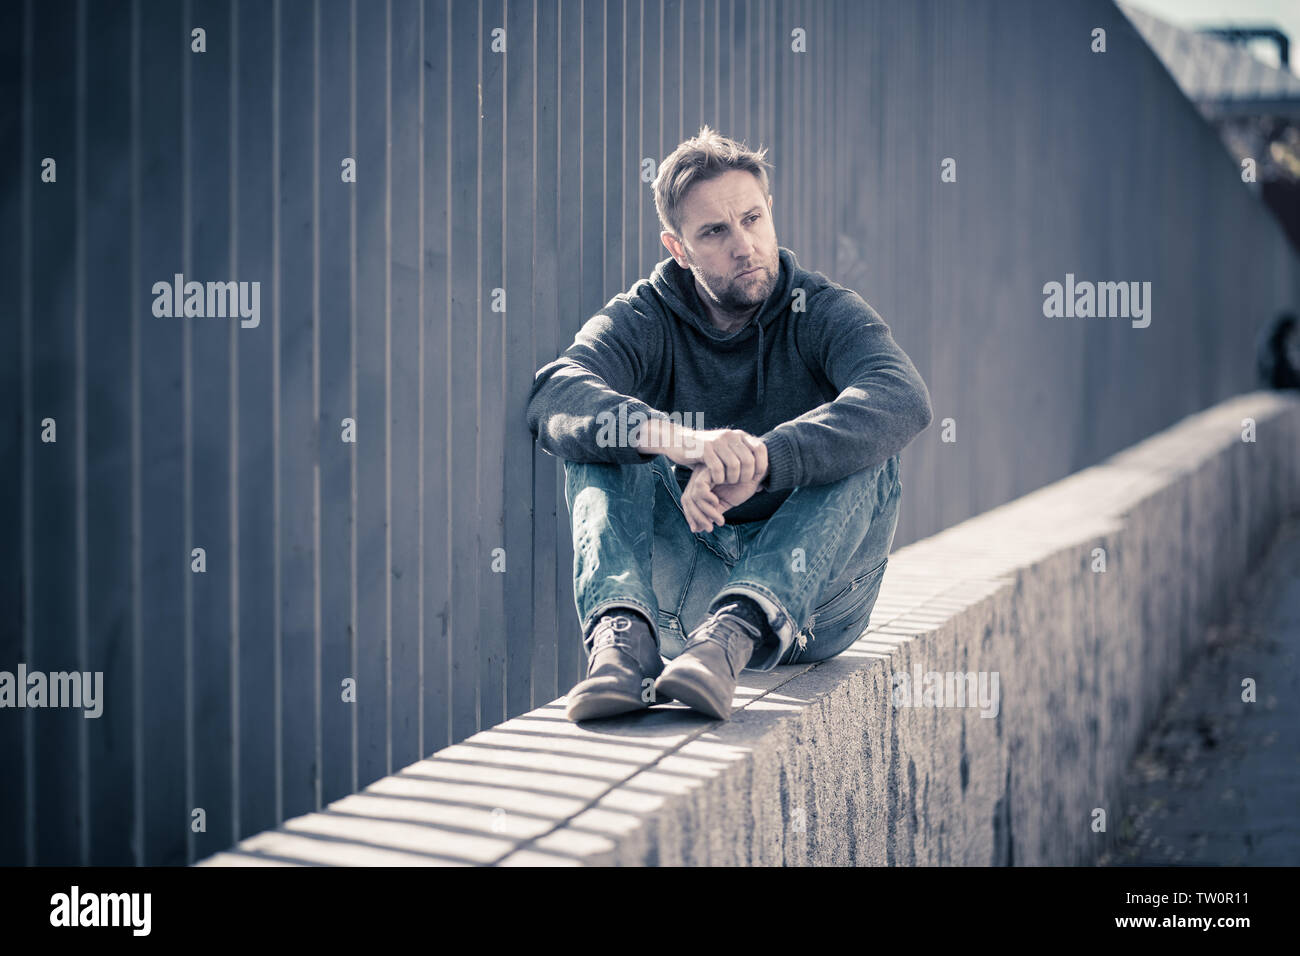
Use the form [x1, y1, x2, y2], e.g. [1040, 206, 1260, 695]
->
[1098, 516, 1300, 866]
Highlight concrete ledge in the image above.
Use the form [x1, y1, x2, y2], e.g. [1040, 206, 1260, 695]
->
[198, 392, 1300, 866]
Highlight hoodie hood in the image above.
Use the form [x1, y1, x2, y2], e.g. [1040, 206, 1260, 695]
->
[648, 246, 799, 403]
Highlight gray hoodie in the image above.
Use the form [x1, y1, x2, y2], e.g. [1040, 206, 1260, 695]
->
[526, 245, 933, 523]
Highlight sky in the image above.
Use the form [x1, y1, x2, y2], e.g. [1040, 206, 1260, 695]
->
[1120, 0, 1300, 77]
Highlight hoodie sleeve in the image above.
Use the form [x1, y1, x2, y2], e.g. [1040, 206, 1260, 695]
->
[759, 288, 933, 491]
[526, 295, 669, 464]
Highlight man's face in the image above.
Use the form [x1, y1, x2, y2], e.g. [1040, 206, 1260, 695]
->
[664, 169, 779, 321]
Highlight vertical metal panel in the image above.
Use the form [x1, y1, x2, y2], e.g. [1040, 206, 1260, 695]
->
[9, 0, 1300, 864]
[640, 0, 657, 276]
[28, 0, 79, 866]
[79, 0, 133, 867]
[734, 0, 747, 146]
[504, 0, 537, 720]
[607, 0, 624, 294]
[664, 0, 680, 146]
[536, 0, 570, 706]
[74, 0, 90, 869]
[317, 0, 356, 802]
[180, 0, 193, 869]
[622, 0, 639, 293]
[572, 0, 604, 690]
[448, 0, 481, 741]
[813, 0, 825, 266]
[0, 0, 28, 867]
[187, 0, 235, 863]
[389, 0, 422, 771]
[353, 0, 389, 782]
[128, 0, 144, 862]
[479, 0, 506, 729]
[270, 0, 284, 828]
[661, 0, 680, 199]
[310, 0, 324, 813]
[603, 2, 624, 329]
[234, 0, 277, 849]
[553, 0, 583, 694]
[769, 0, 785, 244]
[421, 0, 451, 752]
[134, 0, 188, 866]
[277, 0, 318, 823]
[717, 0, 731, 140]
[790, 0, 807, 257]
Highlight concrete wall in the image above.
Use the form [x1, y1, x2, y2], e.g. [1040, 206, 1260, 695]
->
[199, 392, 1300, 865]
[5, 0, 1300, 865]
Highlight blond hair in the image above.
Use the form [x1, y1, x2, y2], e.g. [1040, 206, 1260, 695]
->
[652, 125, 773, 238]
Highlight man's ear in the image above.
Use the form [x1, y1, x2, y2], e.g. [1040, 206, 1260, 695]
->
[661, 230, 687, 267]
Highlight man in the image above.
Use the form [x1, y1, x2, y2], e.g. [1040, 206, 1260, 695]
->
[526, 126, 933, 722]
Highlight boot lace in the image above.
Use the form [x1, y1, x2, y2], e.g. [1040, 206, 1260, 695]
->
[685, 607, 763, 679]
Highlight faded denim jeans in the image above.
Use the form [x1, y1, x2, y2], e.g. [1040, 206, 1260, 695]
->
[563, 452, 902, 670]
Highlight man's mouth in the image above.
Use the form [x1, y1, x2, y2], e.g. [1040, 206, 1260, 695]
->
[737, 267, 761, 279]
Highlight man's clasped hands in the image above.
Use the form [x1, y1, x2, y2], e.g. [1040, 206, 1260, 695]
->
[633, 419, 770, 534]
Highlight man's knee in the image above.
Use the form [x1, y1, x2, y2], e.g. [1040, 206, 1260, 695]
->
[563, 457, 658, 515]
[565, 457, 638, 486]
[846, 454, 902, 518]
[857, 453, 900, 493]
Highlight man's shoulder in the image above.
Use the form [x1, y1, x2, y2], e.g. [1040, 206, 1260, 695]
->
[608, 279, 658, 311]
[598, 269, 672, 321]
[578, 278, 670, 352]
[787, 264, 881, 325]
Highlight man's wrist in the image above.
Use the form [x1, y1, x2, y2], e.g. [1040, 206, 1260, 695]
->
[633, 417, 678, 455]
[753, 436, 771, 490]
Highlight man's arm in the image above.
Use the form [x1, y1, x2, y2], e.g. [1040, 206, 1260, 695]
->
[758, 288, 933, 491]
[634, 420, 768, 485]
[525, 300, 667, 464]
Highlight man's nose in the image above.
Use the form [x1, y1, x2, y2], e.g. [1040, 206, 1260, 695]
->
[731, 230, 756, 260]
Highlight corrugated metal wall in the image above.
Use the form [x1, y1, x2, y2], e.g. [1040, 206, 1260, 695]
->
[3, 0, 1298, 865]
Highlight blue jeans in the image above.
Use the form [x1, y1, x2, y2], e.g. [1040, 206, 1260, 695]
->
[563, 453, 902, 670]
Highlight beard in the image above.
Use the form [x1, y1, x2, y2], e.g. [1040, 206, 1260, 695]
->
[690, 253, 777, 314]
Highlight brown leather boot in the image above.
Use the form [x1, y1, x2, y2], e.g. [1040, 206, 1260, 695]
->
[654, 602, 761, 719]
[564, 611, 671, 721]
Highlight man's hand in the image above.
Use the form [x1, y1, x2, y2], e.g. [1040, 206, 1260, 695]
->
[637, 422, 767, 486]
[679, 434, 769, 533]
